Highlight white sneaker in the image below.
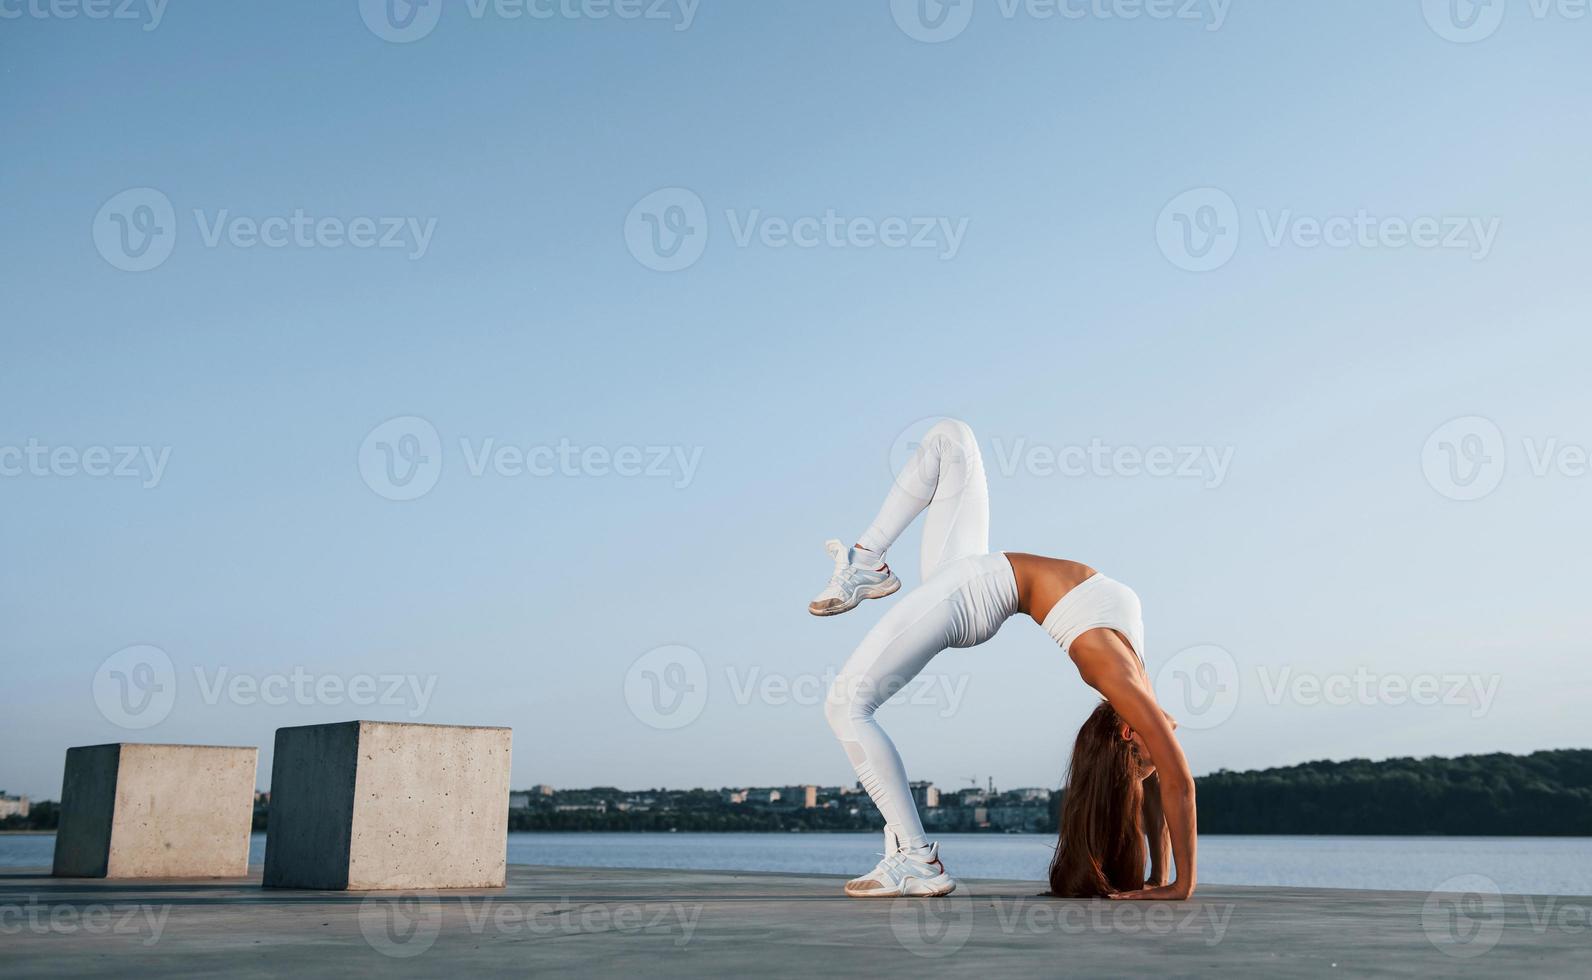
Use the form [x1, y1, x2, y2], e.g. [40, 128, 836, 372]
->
[844, 839, 956, 898]
[809, 539, 900, 617]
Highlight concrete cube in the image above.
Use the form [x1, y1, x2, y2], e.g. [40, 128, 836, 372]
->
[52, 743, 258, 878]
[262, 721, 512, 890]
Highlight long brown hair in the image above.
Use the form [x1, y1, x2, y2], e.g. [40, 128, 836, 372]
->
[1048, 701, 1150, 897]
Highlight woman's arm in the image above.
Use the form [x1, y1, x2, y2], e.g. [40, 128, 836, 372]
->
[1141, 773, 1171, 887]
[1071, 641, 1198, 900]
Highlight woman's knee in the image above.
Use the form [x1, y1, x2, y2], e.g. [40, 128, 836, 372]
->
[824, 674, 877, 740]
[924, 418, 977, 453]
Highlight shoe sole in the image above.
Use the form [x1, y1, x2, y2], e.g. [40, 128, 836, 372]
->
[844, 874, 957, 899]
[808, 577, 902, 617]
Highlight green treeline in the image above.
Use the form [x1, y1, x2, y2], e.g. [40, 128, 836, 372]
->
[1195, 749, 1592, 835]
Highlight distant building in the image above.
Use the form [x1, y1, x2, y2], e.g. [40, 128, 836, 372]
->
[910, 781, 939, 809]
[987, 805, 1048, 832]
[509, 792, 533, 810]
[1009, 788, 1051, 803]
[554, 802, 606, 813]
[530, 784, 555, 797]
[955, 788, 986, 807]
[722, 789, 748, 804]
[0, 792, 28, 819]
[789, 785, 818, 809]
[745, 788, 781, 805]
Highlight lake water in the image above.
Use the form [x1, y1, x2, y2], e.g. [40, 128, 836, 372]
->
[4, 833, 1588, 896]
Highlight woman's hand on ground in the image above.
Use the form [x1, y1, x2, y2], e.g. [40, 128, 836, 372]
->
[1108, 881, 1194, 901]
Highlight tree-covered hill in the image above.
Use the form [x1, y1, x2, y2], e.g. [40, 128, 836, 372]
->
[1196, 749, 1592, 835]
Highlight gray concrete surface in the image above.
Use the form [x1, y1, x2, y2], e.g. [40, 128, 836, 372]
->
[2, 864, 1587, 977]
[263, 721, 511, 890]
[52, 744, 256, 879]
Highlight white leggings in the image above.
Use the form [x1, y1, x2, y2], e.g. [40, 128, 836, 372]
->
[825, 419, 1021, 850]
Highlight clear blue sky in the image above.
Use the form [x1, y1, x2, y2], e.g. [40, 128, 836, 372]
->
[4, 1, 1591, 800]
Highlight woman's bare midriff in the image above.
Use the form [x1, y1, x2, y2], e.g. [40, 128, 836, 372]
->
[1003, 552, 1099, 625]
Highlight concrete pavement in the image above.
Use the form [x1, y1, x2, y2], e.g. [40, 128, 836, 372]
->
[2, 864, 1587, 977]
